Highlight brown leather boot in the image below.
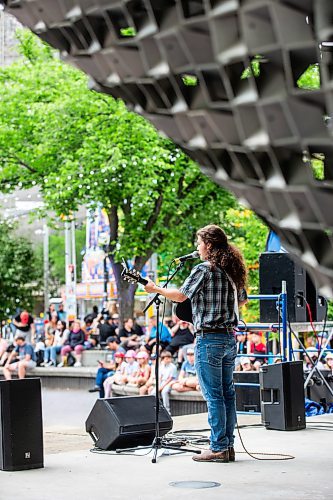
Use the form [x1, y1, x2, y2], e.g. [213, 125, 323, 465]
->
[228, 447, 235, 462]
[192, 449, 229, 463]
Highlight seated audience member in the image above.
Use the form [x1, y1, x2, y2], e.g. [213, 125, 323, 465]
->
[43, 320, 69, 367]
[249, 331, 266, 369]
[88, 336, 125, 397]
[83, 318, 98, 349]
[118, 318, 142, 351]
[0, 335, 9, 366]
[235, 331, 248, 369]
[97, 315, 118, 347]
[166, 320, 194, 358]
[236, 357, 255, 372]
[148, 351, 177, 414]
[120, 350, 139, 384]
[171, 348, 199, 392]
[127, 351, 151, 387]
[103, 352, 126, 398]
[145, 316, 171, 352]
[133, 317, 145, 337]
[3, 335, 36, 379]
[325, 352, 333, 371]
[139, 354, 157, 395]
[58, 320, 85, 367]
[303, 349, 325, 371]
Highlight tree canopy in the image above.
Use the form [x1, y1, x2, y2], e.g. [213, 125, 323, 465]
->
[0, 30, 241, 320]
[0, 221, 42, 318]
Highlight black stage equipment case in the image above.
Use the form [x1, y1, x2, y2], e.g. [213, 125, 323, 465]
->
[0, 378, 44, 471]
[260, 361, 306, 431]
[86, 395, 173, 450]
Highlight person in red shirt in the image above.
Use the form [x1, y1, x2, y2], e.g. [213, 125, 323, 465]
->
[249, 331, 266, 370]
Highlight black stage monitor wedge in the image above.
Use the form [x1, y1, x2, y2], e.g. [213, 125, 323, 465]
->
[259, 252, 307, 323]
[0, 378, 44, 471]
[260, 361, 306, 431]
[85, 395, 173, 450]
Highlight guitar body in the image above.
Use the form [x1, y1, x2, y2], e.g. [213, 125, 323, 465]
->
[174, 298, 193, 324]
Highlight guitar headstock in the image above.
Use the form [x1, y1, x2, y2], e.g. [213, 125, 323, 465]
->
[121, 264, 148, 286]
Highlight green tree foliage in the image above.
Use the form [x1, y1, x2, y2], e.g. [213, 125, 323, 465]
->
[0, 30, 239, 320]
[0, 221, 42, 318]
[222, 207, 268, 322]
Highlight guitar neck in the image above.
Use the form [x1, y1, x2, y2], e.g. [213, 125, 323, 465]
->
[137, 276, 148, 286]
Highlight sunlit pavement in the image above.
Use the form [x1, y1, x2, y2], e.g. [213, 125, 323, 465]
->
[1, 388, 332, 500]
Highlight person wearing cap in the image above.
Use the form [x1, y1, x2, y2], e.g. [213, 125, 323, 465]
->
[127, 351, 151, 387]
[249, 331, 266, 370]
[236, 357, 254, 372]
[88, 336, 125, 397]
[3, 335, 36, 380]
[103, 352, 126, 398]
[120, 350, 139, 384]
[324, 352, 333, 371]
[171, 348, 199, 393]
[144, 224, 247, 463]
[304, 349, 325, 371]
[13, 310, 36, 345]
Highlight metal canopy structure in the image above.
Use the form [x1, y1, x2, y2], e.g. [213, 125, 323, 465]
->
[2, 0, 333, 297]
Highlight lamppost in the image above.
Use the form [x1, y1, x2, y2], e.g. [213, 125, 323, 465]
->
[98, 232, 110, 314]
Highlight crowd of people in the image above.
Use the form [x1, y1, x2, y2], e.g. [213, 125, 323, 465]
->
[0, 305, 201, 413]
[1, 305, 333, 404]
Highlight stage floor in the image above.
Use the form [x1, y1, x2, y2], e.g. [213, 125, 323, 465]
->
[1, 389, 332, 500]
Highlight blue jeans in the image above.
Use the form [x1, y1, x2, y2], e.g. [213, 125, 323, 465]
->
[195, 333, 237, 452]
[96, 367, 114, 398]
[44, 345, 61, 364]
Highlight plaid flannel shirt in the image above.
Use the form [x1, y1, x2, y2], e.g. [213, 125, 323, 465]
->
[179, 262, 246, 332]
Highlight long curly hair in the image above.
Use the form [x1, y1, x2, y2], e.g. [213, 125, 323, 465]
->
[196, 224, 247, 291]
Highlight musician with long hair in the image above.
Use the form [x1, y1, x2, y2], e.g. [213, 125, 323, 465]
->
[144, 224, 247, 463]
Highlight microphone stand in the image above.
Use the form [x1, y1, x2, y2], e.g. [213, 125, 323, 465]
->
[117, 260, 199, 463]
[143, 260, 199, 463]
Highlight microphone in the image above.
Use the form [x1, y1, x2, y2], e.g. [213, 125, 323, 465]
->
[174, 251, 200, 264]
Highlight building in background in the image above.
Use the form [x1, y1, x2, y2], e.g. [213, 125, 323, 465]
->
[0, 8, 21, 67]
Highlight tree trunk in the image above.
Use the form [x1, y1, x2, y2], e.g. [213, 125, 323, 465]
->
[110, 259, 138, 326]
[107, 206, 152, 325]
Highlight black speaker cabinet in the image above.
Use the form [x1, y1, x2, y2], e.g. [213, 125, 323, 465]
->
[259, 252, 307, 323]
[305, 273, 326, 322]
[233, 372, 260, 413]
[85, 395, 173, 450]
[0, 378, 44, 471]
[306, 370, 333, 404]
[260, 361, 306, 431]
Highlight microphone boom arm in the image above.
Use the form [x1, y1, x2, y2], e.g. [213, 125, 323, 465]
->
[143, 261, 185, 314]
